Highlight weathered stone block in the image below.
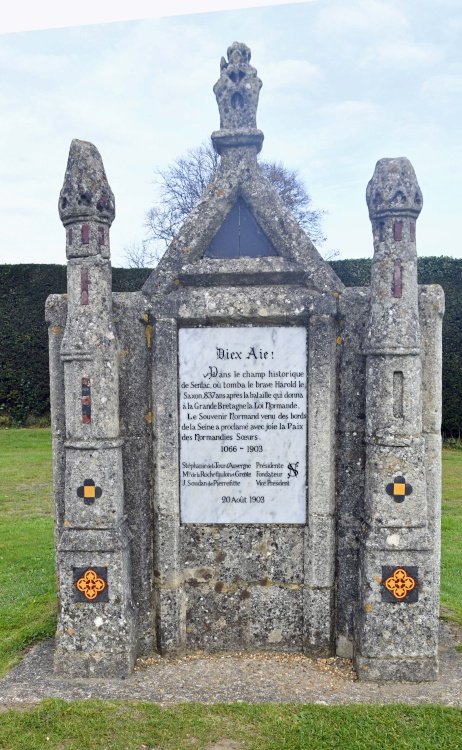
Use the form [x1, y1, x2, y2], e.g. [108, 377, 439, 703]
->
[305, 515, 335, 588]
[185, 587, 250, 651]
[419, 286, 444, 435]
[155, 588, 185, 654]
[356, 551, 438, 661]
[114, 291, 151, 436]
[303, 587, 334, 656]
[336, 513, 361, 644]
[122, 435, 153, 655]
[64, 446, 124, 526]
[250, 586, 303, 650]
[355, 655, 438, 682]
[364, 439, 428, 529]
[180, 526, 218, 569]
[215, 527, 267, 582]
[54, 648, 135, 679]
[266, 527, 304, 584]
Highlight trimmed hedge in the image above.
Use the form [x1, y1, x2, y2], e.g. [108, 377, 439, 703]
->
[0, 265, 149, 426]
[331, 257, 462, 436]
[0, 259, 461, 433]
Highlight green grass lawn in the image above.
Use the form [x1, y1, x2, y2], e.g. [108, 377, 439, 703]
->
[0, 429, 461, 749]
[0, 429, 56, 676]
[0, 701, 461, 750]
[441, 448, 462, 625]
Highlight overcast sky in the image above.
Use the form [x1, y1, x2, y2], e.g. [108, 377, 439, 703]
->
[1, 0, 461, 266]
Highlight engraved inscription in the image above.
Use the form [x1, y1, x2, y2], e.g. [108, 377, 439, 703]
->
[179, 327, 307, 523]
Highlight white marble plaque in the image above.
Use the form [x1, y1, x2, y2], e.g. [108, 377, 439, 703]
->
[179, 327, 307, 523]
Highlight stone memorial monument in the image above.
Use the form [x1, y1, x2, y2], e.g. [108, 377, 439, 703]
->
[46, 42, 444, 682]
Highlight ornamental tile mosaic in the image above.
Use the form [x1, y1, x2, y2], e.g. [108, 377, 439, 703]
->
[381, 566, 418, 603]
[386, 476, 413, 503]
[77, 478, 102, 505]
[73, 566, 108, 602]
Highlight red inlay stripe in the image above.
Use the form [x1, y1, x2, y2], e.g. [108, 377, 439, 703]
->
[81, 377, 91, 423]
[393, 259, 402, 298]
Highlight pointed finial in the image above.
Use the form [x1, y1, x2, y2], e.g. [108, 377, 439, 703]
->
[211, 42, 264, 155]
[214, 42, 261, 129]
[366, 157, 422, 221]
[59, 139, 115, 226]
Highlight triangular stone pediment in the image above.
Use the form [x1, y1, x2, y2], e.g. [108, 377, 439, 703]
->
[142, 159, 343, 297]
[204, 198, 278, 258]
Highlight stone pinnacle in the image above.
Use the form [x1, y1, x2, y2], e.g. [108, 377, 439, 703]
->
[59, 139, 115, 226]
[366, 157, 423, 221]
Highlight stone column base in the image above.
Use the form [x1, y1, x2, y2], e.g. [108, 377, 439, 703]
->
[54, 526, 136, 678]
[355, 655, 438, 682]
[54, 646, 135, 679]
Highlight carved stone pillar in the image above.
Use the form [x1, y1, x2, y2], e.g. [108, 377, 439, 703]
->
[355, 158, 439, 681]
[53, 140, 136, 677]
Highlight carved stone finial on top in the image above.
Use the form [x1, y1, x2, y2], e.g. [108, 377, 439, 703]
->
[212, 42, 264, 155]
[214, 42, 261, 129]
[59, 139, 115, 227]
[366, 157, 422, 221]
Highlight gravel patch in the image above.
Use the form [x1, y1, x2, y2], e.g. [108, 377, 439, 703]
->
[0, 622, 460, 709]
